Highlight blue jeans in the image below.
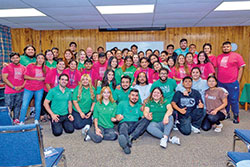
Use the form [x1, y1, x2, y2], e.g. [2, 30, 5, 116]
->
[5, 92, 23, 120]
[147, 116, 174, 139]
[218, 80, 240, 116]
[51, 114, 74, 136]
[19, 88, 44, 122]
[72, 110, 92, 130]
[87, 126, 117, 143]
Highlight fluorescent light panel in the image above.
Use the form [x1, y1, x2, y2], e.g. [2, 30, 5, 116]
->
[215, 1, 250, 11]
[0, 8, 46, 17]
[96, 4, 154, 14]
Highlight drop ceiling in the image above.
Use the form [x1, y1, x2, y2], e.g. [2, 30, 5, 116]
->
[0, 0, 250, 30]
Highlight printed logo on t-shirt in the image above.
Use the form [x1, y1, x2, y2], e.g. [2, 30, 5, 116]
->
[179, 68, 186, 78]
[220, 56, 229, 68]
[206, 94, 216, 100]
[160, 85, 170, 94]
[180, 98, 195, 107]
[14, 68, 23, 80]
[35, 69, 43, 78]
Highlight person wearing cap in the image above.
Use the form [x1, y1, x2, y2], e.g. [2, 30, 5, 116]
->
[44, 74, 74, 136]
[2, 52, 26, 124]
[19, 53, 49, 125]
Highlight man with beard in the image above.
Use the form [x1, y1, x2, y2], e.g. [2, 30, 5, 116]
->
[133, 72, 152, 103]
[113, 75, 141, 104]
[171, 76, 205, 135]
[216, 41, 245, 124]
[44, 74, 74, 136]
[174, 38, 189, 56]
[20, 45, 36, 66]
[116, 89, 150, 154]
[2, 52, 26, 124]
[150, 68, 177, 101]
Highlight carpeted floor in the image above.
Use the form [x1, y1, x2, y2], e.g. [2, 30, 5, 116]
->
[39, 109, 250, 167]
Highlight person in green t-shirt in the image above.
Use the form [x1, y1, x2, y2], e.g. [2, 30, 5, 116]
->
[20, 45, 37, 66]
[72, 74, 96, 131]
[77, 49, 87, 72]
[115, 56, 137, 85]
[44, 74, 74, 136]
[83, 86, 118, 143]
[150, 68, 177, 101]
[116, 89, 150, 154]
[144, 87, 180, 149]
[45, 49, 57, 69]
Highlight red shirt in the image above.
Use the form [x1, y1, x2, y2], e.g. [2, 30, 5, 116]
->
[25, 64, 49, 91]
[217, 52, 245, 83]
[64, 69, 81, 89]
[2, 63, 26, 94]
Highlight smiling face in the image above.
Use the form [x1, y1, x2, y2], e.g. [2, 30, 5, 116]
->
[11, 55, 20, 65]
[150, 56, 158, 64]
[102, 88, 111, 100]
[121, 78, 130, 91]
[191, 68, 201, 81]
[65, 51, 72, 61]
[81, 76, 89, 87]
[198, 53, 206, 63]
[111, 58, 118, 69]
[107, 71, 114, 82]
[167, 58, 175, 67]
[153, 62, 161, 71]
[207, 77, 217, 88]
[159, 69, 168, 82]
[79, 51, 86, 61]
[69, 61, 77, 70]
[99, 56, 106, 64]
[178, 55, 185, 65]
[152, 88, 162, 101]
[57, 61, 66, 71]
[125, 58, 133, 67]
[36, 55, 45, 65]
[52, 49, 59, 58]
[129, 91, 139, 104]
[133, 54, 139, 64]
[180, 41, 187, 50]
[59, 75, 69, 88]
[25, 46, 35, 57]
[183, 78, 192, 89]
[186, 53, 193, 64]
[222, 44, 232, 54]
[138, 72, 146, 84]
[203, 45, 211, 55]
[140, 59, 149, 69]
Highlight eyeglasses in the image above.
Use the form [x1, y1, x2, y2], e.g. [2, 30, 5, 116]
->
[60, 79, 68, 81]
[159, 73, 168, 75]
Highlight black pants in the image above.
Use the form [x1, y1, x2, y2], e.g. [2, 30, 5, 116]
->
[72, 109, 92, 130]
[41, 91, 48, 116]
[201, 112, 225, 131]
[118, 118, 150, 141]
[51, 114, 74, 136]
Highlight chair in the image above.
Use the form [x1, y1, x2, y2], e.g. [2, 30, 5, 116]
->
[0, 124, 67, 167]
[0, 106, 13, 125]
[233, 129, 250, 152]
[227, 152, 250, 167]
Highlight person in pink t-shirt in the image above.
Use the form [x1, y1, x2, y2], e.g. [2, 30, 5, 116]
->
[19, 53, 49, 124]
[196, 51, 215, 80]
[115, 50, 124, 67]
[92, 53, 108, 87]
[173, 54, 190, 84]
[185, 52, 196, 72]
[2, 52, 26, 124]
[132, 54, 140, 68]
[133, 57, 154, 85]
[189, 44, 198, 64]
[81, 59, 97, 87]
[64, 60, 81, 91]
[152, 61, 162, 82]
[203, 43, 217, 68]
[167, 56, 175, 79]
[216, 41, 245, 124]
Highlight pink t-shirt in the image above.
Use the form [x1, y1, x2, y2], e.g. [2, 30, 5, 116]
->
[2, 63, 26, 94]
[64, 69, 81, 89]
[168, 67, 175, 79]
[25, 64, 49, 91]
[187, 63, 196, 72]
[45, 68, 66, 92]
[118, 59, 124, 67]
[81, 69, 97, 86]
[196, 62, 215, 80]
[134, 67, 154, 83]
[174, 65, 189, 84]
[217, 52, 245, 83]
[208, 55, 217, 67]
[152, 71, 159, 82]
[92, 61, 108, 81]
[193, 54, 198, 64]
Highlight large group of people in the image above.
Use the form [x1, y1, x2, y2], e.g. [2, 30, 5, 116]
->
[2, 38, 245, 154]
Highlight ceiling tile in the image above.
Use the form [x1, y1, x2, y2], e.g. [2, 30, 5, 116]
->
[103, 14, 154, 21]
[53, 15, 104, 22]
[90, 0, 156, 6]
[207, 11, 250, 18]
[4, 16, 57, 24]
[0, 0, 30, 9]
[154, 13, 204, 19]
[38, 7, 99, 16]
[196, 18, 249, 27]
[22, 0, 92, 7]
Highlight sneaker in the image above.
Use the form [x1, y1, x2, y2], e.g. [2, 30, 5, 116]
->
[84, 135, 91, 141]
[128, 135, 133, 148]
[225, 114, 230, 120]
[13, 119, 20, 125]
[30, 111, 36, 118]
[233, 115, 240, 124]
[214, 123, 223, 133]
[169, 136, 181, 145]
[173, 120, 180, 131]
[19, 122, 24, 125]
[34, 120, 39, 124]
[118, 135, 131, 154]
[191, 125, 201, 134]
[160, 138, 168, 148]
[82, 125, 90, 136]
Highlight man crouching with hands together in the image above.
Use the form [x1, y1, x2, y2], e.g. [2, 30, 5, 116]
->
[171, 76, 206, 135]
[44, 74, 74, 136]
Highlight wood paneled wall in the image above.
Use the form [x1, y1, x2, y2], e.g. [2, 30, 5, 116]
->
[11, 26, 250, 89]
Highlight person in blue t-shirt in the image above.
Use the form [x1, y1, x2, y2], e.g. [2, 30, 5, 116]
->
[174, 38, 189, 56]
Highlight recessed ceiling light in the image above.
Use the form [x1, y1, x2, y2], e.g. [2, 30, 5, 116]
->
[0, 8, 46, 17]
[215, 1, 250, 11]
[96, 4, 154, 14]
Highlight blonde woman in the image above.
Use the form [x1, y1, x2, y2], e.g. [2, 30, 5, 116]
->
[77, 49, 87, 71]
[72, 74, 96, 131]
[83, 86, 117, 143]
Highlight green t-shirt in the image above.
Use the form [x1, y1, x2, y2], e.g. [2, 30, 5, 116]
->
[146, 100, 170, 122]
[115, 66, 136, 85]
[72, 86, 96, 113]
[78, 62, 85, 70]
[93, 101, 117, 128]
[20, 55, 36, 66]
[46, 60, 57, 68]
[113, 87, 141, 104]
[96, 82, 115, 95]
[116, 100, 143, 123]
[150, 78, 177, 101]
[46, 86, 72, 116]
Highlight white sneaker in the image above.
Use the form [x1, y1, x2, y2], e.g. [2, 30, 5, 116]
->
[19, 122, 24, 125]
[169, 136, 181, 145]
[191, 125, 201, 134]
[160, 138, 168, 148]
[82, 125, 90, 136]
[84, 135, 91, 142]
[214, 123, 223, 133]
